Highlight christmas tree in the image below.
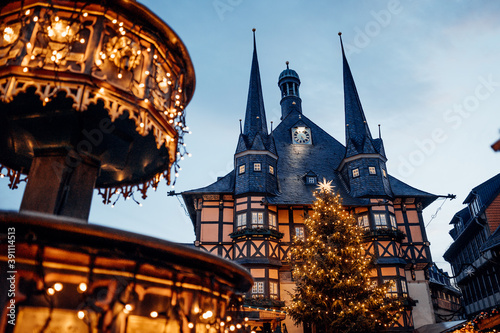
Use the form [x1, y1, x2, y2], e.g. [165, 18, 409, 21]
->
[287, 179, 402, 333]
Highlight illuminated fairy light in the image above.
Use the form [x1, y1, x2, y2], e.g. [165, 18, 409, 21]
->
[202, 310, 213, 319]
[77, 311, 85, 319]
[150, 311, 158, 318]
[53, 282, 63, 291]
[0, 5, 191, 207]
[47, 288, 55, 295]
[3, 27, 15, 43]
[78, 282, 87, 292]
[188, 322, 194, 328]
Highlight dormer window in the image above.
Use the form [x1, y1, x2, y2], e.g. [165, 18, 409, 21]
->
[470, 197, 481, 216]
[303, 171, 317, 185]
[239, 164, 245, 174]
[352, 168, 359, 178]
[253, 163, 261, 171]
[369, 166, 376, 175]
[269, 165, 274, 175]
[382, 169, 387, 178]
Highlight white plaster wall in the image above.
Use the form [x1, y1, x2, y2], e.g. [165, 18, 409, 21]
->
[407, 275, 436, 329]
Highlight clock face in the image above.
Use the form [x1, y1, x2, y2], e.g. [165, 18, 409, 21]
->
[293, 127, 311, 144]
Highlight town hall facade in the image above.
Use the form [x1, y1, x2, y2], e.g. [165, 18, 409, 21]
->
[182, 32, 439, 333]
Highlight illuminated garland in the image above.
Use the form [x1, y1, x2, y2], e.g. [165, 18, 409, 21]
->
[0, 1, 194, 204]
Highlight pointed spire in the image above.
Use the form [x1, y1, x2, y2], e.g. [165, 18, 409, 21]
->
[243, 28, 267, 143]
[339, 32, 376, 158]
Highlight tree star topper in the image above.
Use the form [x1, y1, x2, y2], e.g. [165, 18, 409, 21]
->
[316, 178, 334, 193]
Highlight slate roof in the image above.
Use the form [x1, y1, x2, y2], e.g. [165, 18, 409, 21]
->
[183, 108, 437, 211]
[182, 35, 438, 225]
[340, 35, 378, 159]
[242, 30, 268, 146]
[444, 173, 500, 258]
[463, 173, 500, 207]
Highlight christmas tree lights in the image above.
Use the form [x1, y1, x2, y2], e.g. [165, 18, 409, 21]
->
[287, 180, 403, 332]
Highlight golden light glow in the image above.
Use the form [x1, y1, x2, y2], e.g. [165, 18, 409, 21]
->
[78, 282, 87, 292]
[150, 311, 158, 318]
[202, 311, 213, 319]
[77, 311, 85, 319]
[53, 282, 63, 291]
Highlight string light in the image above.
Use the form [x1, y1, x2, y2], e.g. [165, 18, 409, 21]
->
[0, 3, 191, 206]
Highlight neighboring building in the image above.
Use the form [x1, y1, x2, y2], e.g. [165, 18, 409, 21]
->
[428, 264, 463, 323]
[444, 173, 500, 317]
[183, 33, 441, 332]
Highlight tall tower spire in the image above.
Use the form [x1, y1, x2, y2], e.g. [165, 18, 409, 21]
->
[339, 32, 377, 159]
[243, 28, 268, 143]
[337, 32, 391, 198]
[234, 29, 278, 196]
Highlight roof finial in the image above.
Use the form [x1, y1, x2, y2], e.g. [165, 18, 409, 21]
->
[286, 61, 289, 69]
[239, 119, 242, 134]
[270, 121, 273, 132]
[378, 124, 381, 139]
[252, 28, 256, 50]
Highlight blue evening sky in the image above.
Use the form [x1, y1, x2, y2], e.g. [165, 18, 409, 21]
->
[1, 0, 499, 273]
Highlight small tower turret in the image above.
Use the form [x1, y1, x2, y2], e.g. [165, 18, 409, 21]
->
[278, 61, 302, 119]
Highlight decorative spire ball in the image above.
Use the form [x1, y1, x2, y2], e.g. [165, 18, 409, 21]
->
[338, 31, 342, 36]
[286, 60, 289, 69]
[252, 28, 256, 32]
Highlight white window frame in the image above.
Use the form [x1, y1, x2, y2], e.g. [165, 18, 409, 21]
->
[295, 226, 305, 241]
[257, 281, 264, 293]
[239, 164, 245, 174]
[307, 176, 316, 184]
[269, 212, 277, 230]
[401, 280, 408, 296]
[373, 213, 387, 229]
[253, 163, 261, 172]
[252, 212, 264, 228]
[470, 197, 481, 216]
[389, 215, 397, 230]
[369, 166, 376, 175]
[237, 213, 247, 230]
[384, 279, 398, 298]
[270, 282, 278, 298]
[352, 168, 359, 178]
[357, 215, 369, 229]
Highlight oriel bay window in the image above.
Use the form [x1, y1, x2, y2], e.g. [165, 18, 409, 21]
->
[389, 214, 397, 230]
[252, 281, 264, 297]
[270, 281, 279, 299]
[373, 213, 387, 229]
[252, 212, 264, 228]
[384, 279, 398, 298]
[269, 212, 277, 230]
[236, 213, 247, 230]
[357, 215, 369, 229]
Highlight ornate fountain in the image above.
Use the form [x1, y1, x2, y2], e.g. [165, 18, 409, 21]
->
[0, 0, 252, 331]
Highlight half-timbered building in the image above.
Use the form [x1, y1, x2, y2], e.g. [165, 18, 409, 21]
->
[444, 173, 500, 318]
[182, 33, 439, 333]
